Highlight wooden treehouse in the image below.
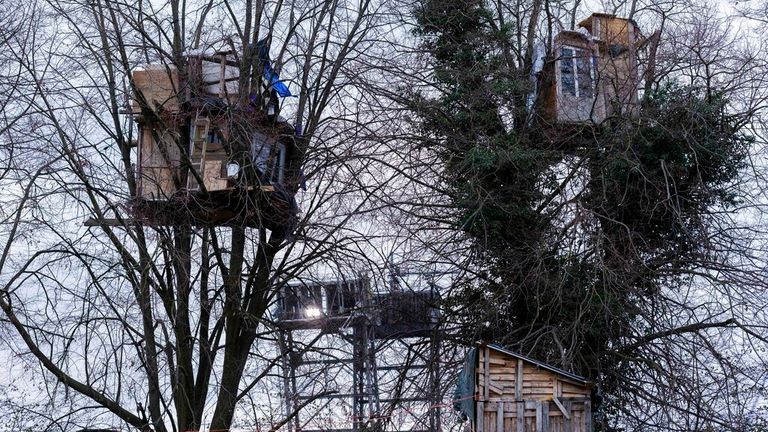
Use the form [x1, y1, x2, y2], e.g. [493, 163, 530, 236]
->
[130, 45, 298, 229]
[455, 344, 594, 432]
[541, 13, 641, 124]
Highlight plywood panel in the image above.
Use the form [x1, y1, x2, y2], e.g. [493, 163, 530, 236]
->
[599, 17, 632, 45]
[202, 159, 228, 191]
[133, 66, 179, 112]
[139, 128, 181, 199]
[139, 166, 175, 199]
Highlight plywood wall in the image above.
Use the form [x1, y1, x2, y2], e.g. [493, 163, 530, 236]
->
[132, 66, 179, 113]
[593, 16, 634, 46]
[202, 158, 228, 191]
[595, 53, 638, 118]
[138, 127, 182, 200]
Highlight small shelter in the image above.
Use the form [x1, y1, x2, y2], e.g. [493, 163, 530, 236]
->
[541, 13, 641, 124]
[130, 46, 298, 229]
[455, 343, 593, 432]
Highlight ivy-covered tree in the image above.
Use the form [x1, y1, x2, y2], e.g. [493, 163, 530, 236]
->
[411, 0, 555, 343]
[409, 0, 753, 429]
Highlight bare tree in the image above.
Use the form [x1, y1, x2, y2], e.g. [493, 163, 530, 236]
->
[0, 0, 413, 431]
[375, 0, 768, 430]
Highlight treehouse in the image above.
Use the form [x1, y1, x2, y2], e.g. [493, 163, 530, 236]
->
[130, 46, 298, 229]
[541, 13, 641, 124]
[455, 343, 594, 432]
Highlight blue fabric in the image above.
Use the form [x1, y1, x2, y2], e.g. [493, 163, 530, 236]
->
[264, 62, 292, 97]
[253, 38, 293, 97]
[454, 347, 477, 422]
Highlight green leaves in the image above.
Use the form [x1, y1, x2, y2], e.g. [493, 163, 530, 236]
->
[410, 3, 752, 427]
[591, 84, 750, 262]
[463, 146, 497, 171]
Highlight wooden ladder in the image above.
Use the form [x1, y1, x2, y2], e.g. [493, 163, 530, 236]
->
[187, 117, 210, 190]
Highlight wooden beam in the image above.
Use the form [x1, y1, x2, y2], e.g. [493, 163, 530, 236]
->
[515, 359, 523, 400]
[496, 401, 504, 432]
[483, 347, 490, 400]
[552, 396, 571, 420]
[535, 400, 543, 432]
[488, 379, 504, 395]
[584, 398, 593, 432]
[563, 400, 573, 432]
[476, 401, 484, 432]
[516, 401, 524, 432]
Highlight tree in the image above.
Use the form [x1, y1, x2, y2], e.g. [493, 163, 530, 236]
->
[403, 0, 768, 429]
[0, 0, 401, 431]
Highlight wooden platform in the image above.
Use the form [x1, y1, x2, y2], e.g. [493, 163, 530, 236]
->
[127, 186, 296, 229]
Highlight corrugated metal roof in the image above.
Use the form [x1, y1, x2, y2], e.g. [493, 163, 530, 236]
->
[483, 343, 592, 386]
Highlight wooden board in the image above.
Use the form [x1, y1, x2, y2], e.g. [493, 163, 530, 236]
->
[598, 16, 633, 45]
[138, 128, 181, 199]
[132, 65, 179, 113]
[202, 159, 228, 191]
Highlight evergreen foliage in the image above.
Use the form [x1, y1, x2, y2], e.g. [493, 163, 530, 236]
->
[411, 0, 751, 427]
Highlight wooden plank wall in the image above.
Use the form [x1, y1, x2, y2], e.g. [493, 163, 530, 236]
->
[476, 348, 592, 432]
[479, 400, 590, 432]
[138, 128, 182, 199]
[132, 66, 179, 113]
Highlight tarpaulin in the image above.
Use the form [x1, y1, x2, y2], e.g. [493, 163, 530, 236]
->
[453, 347, 477, 422]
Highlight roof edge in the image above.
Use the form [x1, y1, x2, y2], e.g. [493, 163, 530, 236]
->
[479, 342, 593, 386]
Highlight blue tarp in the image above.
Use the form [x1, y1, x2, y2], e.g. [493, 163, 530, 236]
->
[264, 62, 292, 97]
[255, 38, 292, 97]
[454, 347, 477, 422]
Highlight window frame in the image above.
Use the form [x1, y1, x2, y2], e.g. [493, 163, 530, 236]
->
[558, 45, 595, 99]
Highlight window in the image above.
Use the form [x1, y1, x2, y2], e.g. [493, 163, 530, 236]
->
[251, 132, 286, 185]
[560, 47, 594, 98]
[560, 48, 576, 95]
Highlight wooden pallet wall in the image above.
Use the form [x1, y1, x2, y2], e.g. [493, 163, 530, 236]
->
[474, 347, 593, 432]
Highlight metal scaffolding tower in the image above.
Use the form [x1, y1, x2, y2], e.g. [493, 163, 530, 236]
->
[274, 275, 442, 432]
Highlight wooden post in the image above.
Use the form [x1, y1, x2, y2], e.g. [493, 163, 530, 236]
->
[553, 397, 570, 419]
[483, 347, 491, 400]
[515, 359, 524, 400]
[584, 398, 593, 432]
[477, 348, 486, 432]
[497, 401, 504, 432]
[563, 400, 573, 432]
[535, 401, 543, 432]
[542, 401, 550, 432]
[477, 401, 485, 432]
[516, 401, 524, 432]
